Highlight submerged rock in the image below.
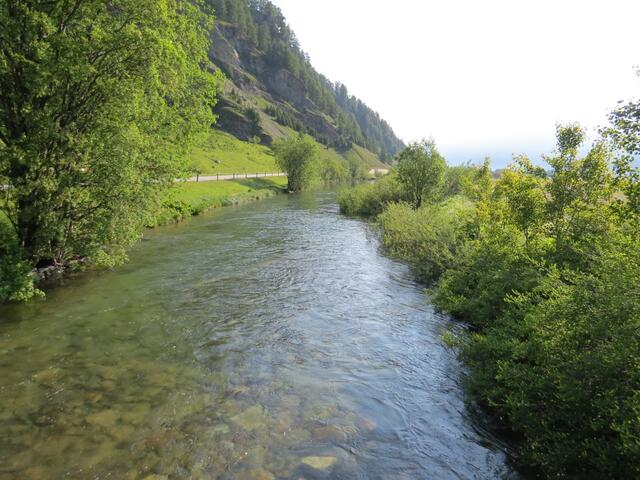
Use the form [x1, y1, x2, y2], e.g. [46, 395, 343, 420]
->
[230, 404, 270, 431]
[312, 425, 348, 443]
[301, 456, 337, 471]
[241, 468, 275, 480]
[356, 416, 377, 432]
[86, 409, 119, 428]
[31, 367, 64, 386]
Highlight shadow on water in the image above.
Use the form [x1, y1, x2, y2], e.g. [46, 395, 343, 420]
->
[0, 191, 520, 479]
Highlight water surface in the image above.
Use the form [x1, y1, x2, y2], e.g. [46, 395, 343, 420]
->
[0, 191, 517, 479]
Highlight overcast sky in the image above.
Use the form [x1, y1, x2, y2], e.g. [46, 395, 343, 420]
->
[271, 0, 639, 166]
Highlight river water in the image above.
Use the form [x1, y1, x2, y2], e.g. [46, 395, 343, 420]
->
[0, 191, 518, 479]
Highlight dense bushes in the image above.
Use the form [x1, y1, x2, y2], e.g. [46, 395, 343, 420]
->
[378, 197, 473, 283]
[338, 126, 640, 477]
[0, 221, 41, 302]
[338, 174, 404, 216]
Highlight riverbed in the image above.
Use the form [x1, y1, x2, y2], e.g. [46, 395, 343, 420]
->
[0, 191, 518, 479]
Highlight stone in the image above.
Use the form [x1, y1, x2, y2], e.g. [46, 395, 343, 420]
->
[110, 424, 136, 442]
[86, 409, 119, 428]
[24, 466, 48, 480]
[242, 468, 275, 480]
[301, 456, 337, 471]
[311, 425, 350, 443]
[230, 405, 270, 431]
[31, 367, 64, 386]
[357, 416, 377, 432]
[211, 423, 230, 435]
[304, 405, 337, 422]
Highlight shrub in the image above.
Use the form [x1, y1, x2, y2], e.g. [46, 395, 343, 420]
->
[0, 221, 41, 302]
[378, 197, 474, 283]
[337, 174, 404, 216]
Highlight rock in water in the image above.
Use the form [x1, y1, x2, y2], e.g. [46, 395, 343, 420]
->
[301, 456, 337, 471]
[230, 404, 270, 431]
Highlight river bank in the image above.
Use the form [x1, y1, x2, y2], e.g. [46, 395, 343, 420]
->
[151, 176, 288, 227]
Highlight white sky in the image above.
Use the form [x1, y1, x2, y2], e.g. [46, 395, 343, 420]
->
[271, 0, 639, 166]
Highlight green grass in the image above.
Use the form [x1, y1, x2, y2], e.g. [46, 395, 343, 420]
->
[152, 176, 288, 226]
[187, 130, 279, 175]
[344, 144, 387, 170]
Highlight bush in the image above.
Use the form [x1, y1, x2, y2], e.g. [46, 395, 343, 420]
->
[462, 235, 640, 477]
[378, 197, 474, 283]
[337, 174, 404, 216]
[433, 219, 546, 328]
[0, 222, 41, 302]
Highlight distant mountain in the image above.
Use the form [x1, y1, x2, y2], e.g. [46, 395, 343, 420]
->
[204, 0, 404, 163]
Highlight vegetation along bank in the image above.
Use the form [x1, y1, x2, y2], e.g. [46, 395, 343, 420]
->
[338, 94, 640, 477]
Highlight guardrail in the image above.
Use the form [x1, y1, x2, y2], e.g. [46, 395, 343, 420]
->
[188, 172, 288, 183]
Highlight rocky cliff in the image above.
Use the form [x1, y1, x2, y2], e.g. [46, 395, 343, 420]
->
[204, 2, 404, 163]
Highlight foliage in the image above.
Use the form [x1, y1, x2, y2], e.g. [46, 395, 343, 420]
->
[396, 140, 446, 207]
[0, 0, 221, 276]
[338, 174, 404, 216]
[378, 197, 474, 283]
[603, 74, 640, 224]
[341, 119, 640, 476]
[273, 134, 318, 192]
[0, 221, 42, 302]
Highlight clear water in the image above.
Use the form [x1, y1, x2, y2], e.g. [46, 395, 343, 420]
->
[0, 191, 518, 479]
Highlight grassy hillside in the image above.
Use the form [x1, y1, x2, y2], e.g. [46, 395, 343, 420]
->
[187, 130, 279, 175]
[346, 144, 388, 170]
[153, 176, 288, 226]
[186, 127, 387, 176]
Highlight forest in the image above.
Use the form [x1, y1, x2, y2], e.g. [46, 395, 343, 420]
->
[339, 93, 640, 477]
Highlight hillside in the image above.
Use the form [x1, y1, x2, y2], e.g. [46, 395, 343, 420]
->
[196, 0, 403, 170]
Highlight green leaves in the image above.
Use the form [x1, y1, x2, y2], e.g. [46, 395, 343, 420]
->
[395, 139, 446, 207]
[340, 118, 640, 476]
[0, 0, 222, 277]
[273, 133, 318, 192]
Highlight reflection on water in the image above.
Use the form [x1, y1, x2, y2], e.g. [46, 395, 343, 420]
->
[0, 192, 518, 479]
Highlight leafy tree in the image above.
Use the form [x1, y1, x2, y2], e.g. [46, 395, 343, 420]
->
[544, 124, 614, 268]
[396, 140, 446, 207]
[0, 1, 221, 274]
[604, 73, 640, 223]
[273, 134, 317, 192]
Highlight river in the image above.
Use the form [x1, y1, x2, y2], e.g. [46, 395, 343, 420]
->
[0, 191, 518, 479]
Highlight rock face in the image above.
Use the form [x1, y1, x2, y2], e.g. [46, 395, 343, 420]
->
[208, 24, 354, 149]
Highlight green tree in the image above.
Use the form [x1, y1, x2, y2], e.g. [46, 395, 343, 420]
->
[0, 1, 221, 277]
[603, 73, 640, 223]
[544, 124, 614, 268]
[273, 134, 317, 192]
[395, 139, 446, 207]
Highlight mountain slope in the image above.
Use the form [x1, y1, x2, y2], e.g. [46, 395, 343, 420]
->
[203, 0, 404, 164]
